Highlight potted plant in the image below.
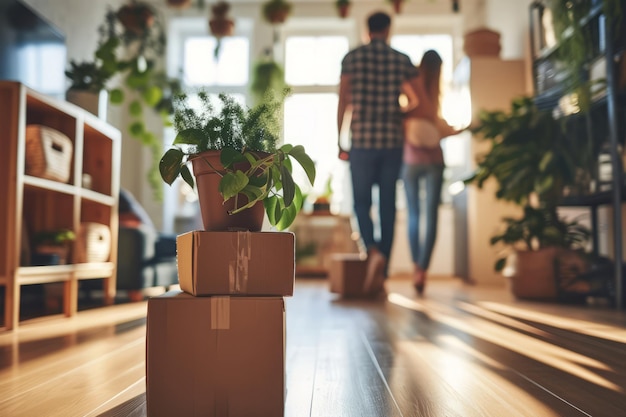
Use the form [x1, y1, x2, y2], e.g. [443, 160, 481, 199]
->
[262, 0, 293, 24]
[465, 96, 592, 298]
[116, 0, 155, 36]
[65, 37, 120, 119]
[166, 0, 192, 9]
[335, 0, 351, 19]
[250, 51, 287, 105]
[209, 1, 234, 58]
[32, 229, 76, 265]
[159, 90, 316, 231]
[209, 1, 234, 38]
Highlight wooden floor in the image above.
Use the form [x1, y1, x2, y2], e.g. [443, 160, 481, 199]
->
[1, 277, 625, 417]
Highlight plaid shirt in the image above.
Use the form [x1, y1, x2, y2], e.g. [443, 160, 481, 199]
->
[341, 38, 419, 149]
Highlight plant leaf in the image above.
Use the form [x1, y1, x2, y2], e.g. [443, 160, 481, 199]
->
[288, 145, 316, 185]
[264, 195, 279, 225]
[220, 147, 246, 168]
[173, 128, 206, 146]
[219, 171, 249, 201]
[179, 165, 194, 189]
[280, 165, 295, 207]
[159, 148, 184, 185]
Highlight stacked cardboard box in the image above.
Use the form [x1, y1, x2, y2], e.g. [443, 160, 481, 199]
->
[146, 230, 295, 417]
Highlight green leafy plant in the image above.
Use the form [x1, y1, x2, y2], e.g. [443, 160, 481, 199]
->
[33, 229, 77, 246]
[465, 96, 591, 271]
[65, 38, 120, 92]
[262, 0, 293, 24]
[250, 53, 287, 105]
[159, 90, 316, 230]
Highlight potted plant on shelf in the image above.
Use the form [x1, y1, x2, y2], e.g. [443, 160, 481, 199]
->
[32, 229, 77, 266]
[65, 37, 120, 120]
[262, 0, 293, 24]
[159, 90, 316, 231]
[465, 96, 592, 299]
[335, 0, 351, 19]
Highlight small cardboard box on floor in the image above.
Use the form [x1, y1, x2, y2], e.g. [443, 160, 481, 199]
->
[177, 230, 295, 296]
[146, 291, 285, 417]
[328, 253, 368, 297]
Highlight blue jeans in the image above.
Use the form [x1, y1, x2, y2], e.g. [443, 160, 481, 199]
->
[349, 148, 403, 261]
[401, 163, 444, 270]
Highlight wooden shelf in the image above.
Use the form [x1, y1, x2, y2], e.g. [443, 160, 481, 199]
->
[0, 81, 121, 330]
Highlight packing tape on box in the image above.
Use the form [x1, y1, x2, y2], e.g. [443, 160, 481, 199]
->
[210, 296, 230, 330]
[229, 231, 251, 293]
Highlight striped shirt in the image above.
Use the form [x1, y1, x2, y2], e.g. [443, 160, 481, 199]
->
[341, 38, 419, 149]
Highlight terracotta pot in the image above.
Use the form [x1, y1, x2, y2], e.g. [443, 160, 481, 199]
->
[504, 247, 560, 300]
[266, 9, 290, 24]
[166, 0, 192, 9]
[191, 151, 265, 231]
[337, 4, 350, 18]
[209, 18, 234, 37]
[392, 0, 403, 14]
[117, 3, 155, 36]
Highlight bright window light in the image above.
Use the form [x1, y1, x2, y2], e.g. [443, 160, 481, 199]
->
[183, 36, 249, 86]
[285, 36, 349, 86]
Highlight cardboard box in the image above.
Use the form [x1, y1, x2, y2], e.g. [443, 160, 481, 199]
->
[177, 230, 295, 296]
[146, 291, 285, 417]
[328, 253, 368, 297]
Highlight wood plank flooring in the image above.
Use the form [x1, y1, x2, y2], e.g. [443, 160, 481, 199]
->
[1, 277, 625, 417]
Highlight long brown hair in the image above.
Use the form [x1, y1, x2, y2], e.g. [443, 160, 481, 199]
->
[419, 49, 443, 111]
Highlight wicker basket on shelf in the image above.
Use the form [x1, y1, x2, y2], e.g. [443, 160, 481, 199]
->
[25, 125, 73, 183]
[77, 222, 111, 263]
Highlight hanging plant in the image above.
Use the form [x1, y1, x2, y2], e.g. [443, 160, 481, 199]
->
[262, 0, 293, 24]
[116, 1, 155, 36]
[166, 0, 193, 9]
[335, 0, 351, 19]
[209, 1, 234, 37]
[251, 52, 288, 104]
[387, 0, 406, 14]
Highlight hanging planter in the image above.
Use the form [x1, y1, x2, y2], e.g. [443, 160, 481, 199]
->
[166, 0, 192, 9]
[209, 1, 234, 38]
[335, 0, 351, 19]
[116, 1, 156, 36]
[262, 0, 293, 25]
[388, 0, 405, 14]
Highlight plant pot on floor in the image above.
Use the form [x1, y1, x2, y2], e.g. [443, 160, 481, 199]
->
[191, 151, 265, 232]
[503, 247, 560, 300]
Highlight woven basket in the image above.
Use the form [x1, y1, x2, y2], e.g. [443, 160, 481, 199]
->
[25, 125, 73, 183]
[77, 222, 111, 263]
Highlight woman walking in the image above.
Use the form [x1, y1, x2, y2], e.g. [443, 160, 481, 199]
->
[402, 50, 460, 295]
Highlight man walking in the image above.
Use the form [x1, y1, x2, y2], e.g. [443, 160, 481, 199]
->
[337, 11, 419, 296]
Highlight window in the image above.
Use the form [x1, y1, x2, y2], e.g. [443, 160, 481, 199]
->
[283, 30, 351, 213]
[183, 37, 249, 86]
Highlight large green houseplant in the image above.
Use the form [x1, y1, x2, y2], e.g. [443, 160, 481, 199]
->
[465, 96, 591, 298]
[159, 90, 316, 231]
